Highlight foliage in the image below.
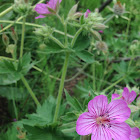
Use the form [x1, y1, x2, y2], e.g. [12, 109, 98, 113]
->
[0, 0, 140, 139]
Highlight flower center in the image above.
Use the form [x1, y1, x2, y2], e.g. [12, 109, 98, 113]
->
[96, 116, 110, 125]
[96, 114, 111, 128]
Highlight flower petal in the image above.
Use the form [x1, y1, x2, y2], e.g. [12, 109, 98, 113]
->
[109, 122, 131, 140]
[35, 3, 50, 14]
[107, 100, 131, 122]
[91, 125, 112, 140]
[130, 127, 140, 140]
[35, 15, 46, 19]
[88, 95, 108, 117]
[48, 0, 62, 9]
[112, 93, 120, 101]
[84, 9, 91, 18]
[122, 87, 136, 104]
[127, 91, 136, 104]
[76, 112, 96, 135]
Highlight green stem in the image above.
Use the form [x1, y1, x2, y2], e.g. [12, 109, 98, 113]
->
[0, 6, 13, 18]
[20, 17, 26, 58]
[21, 76, 40, 106]
[125, 3, 133, 40]
[2, 20, 70, 39]
[12, 87, 18, 120]
[53, 53, 70, 122]
[103, 14, 115, 24]
[64, 22, 68, 47]
[0, 20, 74, 38]
[92, 62, 96, 91]
[128, 50, 134, 71]
[0, 16, 23, 33]
[71, 27, 83, 48]
[103, 76, 125, 93]
[50, 36, 65, 48]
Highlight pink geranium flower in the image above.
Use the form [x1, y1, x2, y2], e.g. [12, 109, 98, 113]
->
[35, 0, 62, 19]
[76, 95, 131, 140]
[84, 9, 91, 18]
[112, 87, 136, 104]
[130, 127, 140, 140]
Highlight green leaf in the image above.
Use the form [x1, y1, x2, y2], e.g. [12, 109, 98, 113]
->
[64, 89, 83, 111]
[61, 112, 77, 121]
[80, 15, 84, 25]
[68, 3, 78, 17]
[73, 37, 90, 51]
[20, 96, 56, 127]
[24, 125, 72, 140]
[37, 44, 64, 54]
[18, 52, 35, 75]
[0, 53, 34, 85]
[0, 126, 18, 140]
[0, 87, 27, 100]
[76, 50, 94, 63]
[0, 73, 21, 85]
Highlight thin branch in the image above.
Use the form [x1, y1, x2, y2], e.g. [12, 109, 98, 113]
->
[99, 0, 113, 12]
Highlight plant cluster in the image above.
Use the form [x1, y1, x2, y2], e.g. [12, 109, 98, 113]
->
[0, 0, 140, 140]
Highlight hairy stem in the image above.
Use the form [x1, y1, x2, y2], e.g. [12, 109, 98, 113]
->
[103, 76, 125, 93]
[20, 17, 26, 58]
[0, 6, 13, 18]
[50, 36, 65, 48]
[0, 16, 23, 33]
[0, 20, 74, 38]
[53, 53, 70, 122]
[103, 14, 115, 24]
[21, 76, 40, 106]
[71, 27, 83, 48]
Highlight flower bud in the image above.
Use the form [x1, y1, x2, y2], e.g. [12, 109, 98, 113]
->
[92, 24, 107, 30]
[6, 44, 16, 54]
[11, 27, 18, 43]
[84, 12, 106, 31]
[39, 44, 46, 50]
[91, 30, 102, 41]
[34, 26, 54, 42]
[113, 1, 125, 16]
[95, 41, 108, 53]
[34, 26, 53, 38]
[13, 0, 32, 15]
[130, 40, 140, 52]
[2, 33, 9, 47]
[67, 3, 82, 21]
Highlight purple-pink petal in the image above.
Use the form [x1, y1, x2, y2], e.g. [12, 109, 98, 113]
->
[35, 3, 50, 14]
[122, 87, 136, 104]
[84, 9, 91, 18]
[91, 125, 112, 140]
[107, 100, 131, 123]
[88, 95, 108, 117]
[111, 93, 120, 101]
[76, 112, 96, 135]
[48, 0, 62, 9]
[35, 15, 46, 19]
[130, 127, 140, 140]
[109, 122, 131, 140]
